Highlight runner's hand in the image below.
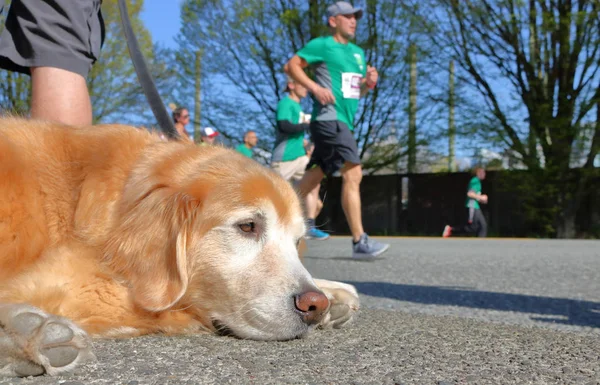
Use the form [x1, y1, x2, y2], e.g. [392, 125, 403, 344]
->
[312, 86, 335, 105]
[479, 194, 488, 204]
[366, 65, 378, 88]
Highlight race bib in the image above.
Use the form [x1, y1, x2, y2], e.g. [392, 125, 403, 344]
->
[341, 72, 362, 99]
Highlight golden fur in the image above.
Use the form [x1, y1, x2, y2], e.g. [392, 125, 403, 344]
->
[0, 117, 325, 340]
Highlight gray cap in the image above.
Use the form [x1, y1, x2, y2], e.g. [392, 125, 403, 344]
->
[327, 1, 363, 20]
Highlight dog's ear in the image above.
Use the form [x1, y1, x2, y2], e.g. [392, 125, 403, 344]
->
[103, 186, 199, 312]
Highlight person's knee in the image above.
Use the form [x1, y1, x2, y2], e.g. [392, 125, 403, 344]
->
[299, 167, 324, 195]
[309, 183, 321, 197]
[307, 166, 325, 184]
[30, 66, 92, 126]
[342, 163, 362, 187]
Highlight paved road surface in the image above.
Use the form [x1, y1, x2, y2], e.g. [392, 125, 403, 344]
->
[2, 238, 599, 385]
[305, 238, 600, 334]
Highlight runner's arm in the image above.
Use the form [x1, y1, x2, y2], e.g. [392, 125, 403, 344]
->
[467, 190, 485, 202]
[277, 120, 309, 134]
[285, 56, 335, 105]
[284, 56, 319, 93]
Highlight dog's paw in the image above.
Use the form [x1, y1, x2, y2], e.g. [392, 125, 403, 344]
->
[313, 279, 360, 329]
[0, 303, 95, 377]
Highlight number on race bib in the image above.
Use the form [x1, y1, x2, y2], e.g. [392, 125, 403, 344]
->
[342, 72, 362, 99]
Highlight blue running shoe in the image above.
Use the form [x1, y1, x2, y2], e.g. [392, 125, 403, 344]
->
[305, 226, 330, 240]
[352, 233, 389, 259]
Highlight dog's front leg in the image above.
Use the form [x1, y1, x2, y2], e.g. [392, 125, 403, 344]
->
[0, 303, 95, 377]
[313, 279, 360, 329]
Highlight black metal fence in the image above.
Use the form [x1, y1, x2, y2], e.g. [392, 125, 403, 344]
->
[316, 170, 600, 238]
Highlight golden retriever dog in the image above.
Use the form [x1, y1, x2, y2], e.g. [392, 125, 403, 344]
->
[0, 117, 359, 377]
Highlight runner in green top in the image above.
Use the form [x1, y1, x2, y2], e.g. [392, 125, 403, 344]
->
[271, 77, 329, 240]
[272, 80, 309, 164]
[466, 175, 482, 210]
[296, 35, 366, 131]
[235, 130, 257, 158]
[443, 167, 488, 238]
[284, 1, 389, 259]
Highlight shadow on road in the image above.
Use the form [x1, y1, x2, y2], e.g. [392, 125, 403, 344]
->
[347, 281, 600, 329]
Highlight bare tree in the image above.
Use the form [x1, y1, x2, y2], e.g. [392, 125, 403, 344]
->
[175, 0, 421, 168]
[420, 0, 600, 237]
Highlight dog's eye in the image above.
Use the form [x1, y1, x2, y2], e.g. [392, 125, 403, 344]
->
[238, 222, 256, 233]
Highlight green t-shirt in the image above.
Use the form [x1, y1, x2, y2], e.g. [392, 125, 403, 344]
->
[235, 144, 253, 158]
[466, 176, 482, 209]
[297, 36, 366, 130]
[272, 96, 306, 162]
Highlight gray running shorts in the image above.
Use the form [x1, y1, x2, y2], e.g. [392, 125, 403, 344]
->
[307, 120, 361, 175]
[0, 0, 105, 78]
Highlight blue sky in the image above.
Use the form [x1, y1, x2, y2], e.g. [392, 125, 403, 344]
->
[137, 0, 482, 166]
[140, 0, 181, 49]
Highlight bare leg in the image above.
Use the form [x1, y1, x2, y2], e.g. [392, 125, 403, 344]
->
[315, 196, 324, 218]
[341, 162, 364, 242]
[297, 166, 325, 199]
[305, 183, 322, 220]
[298, 167, 328, 239]
[30, 67, 93, 126]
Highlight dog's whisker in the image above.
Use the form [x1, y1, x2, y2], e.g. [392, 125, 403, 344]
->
[169, 303, 194, 312]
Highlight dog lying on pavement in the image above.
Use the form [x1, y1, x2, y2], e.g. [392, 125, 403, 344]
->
[0, 117, 359, 377]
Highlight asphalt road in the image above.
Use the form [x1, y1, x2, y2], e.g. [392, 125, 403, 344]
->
[2, 238, 599, 385]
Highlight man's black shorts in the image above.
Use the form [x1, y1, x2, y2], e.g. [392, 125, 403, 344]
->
[307, 120, 361, 175]
[0, 0, 105, 78]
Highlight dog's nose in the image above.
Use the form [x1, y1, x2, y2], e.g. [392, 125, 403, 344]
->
[294, 291, 329, 325]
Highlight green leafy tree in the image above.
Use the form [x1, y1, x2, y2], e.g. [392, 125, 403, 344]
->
[0, 0, 176, 127]
[89, 0, 177, 125]
[0, 71, 31, 116]
[0, 1, 31, 115]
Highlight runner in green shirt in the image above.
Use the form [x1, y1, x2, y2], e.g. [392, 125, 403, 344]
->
[272, 79, 309, 166]
[271, 76, 329, 240]
[284, 1, 389, 259]
[443, 167, 488, 238]
[235, 130, 257, 158]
